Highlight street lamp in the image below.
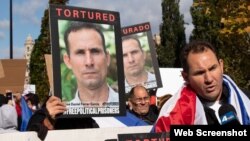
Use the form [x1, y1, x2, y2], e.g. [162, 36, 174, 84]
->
[10, 0, 13, 59]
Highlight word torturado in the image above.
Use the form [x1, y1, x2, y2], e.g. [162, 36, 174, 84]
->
[122, 23, 150, 35]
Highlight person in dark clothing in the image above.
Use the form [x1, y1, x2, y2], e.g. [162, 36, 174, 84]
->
[26, 96, 99, 140]
[0, 94, 7, 107]
[24, 93, 40, 112]
[127, 85, 159, 125]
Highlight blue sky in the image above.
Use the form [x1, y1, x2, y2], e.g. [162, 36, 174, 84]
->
[0, 0, 193, 59]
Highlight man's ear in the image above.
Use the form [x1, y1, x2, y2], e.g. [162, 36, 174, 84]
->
[128, 99, 133, 110]
[106, 50, 111, 67]
[219, 59, 224, 74]
[63, 53, 72, 69]
[181, 71, 188, 83]
[143, 50, 146, 60]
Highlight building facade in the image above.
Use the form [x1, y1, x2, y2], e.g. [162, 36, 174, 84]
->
[24, 34, 34, 84]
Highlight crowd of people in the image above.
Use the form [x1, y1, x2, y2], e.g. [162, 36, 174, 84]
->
[0, 91, 40, 133]
[0, 85, 161, 139]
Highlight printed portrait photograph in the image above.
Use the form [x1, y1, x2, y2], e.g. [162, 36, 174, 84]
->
[58, 20, 118, 101]
[122, 32, 158, 94]
[50, 15, 125, 117]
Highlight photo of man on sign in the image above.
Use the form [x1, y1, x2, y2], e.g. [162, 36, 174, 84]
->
[121, 22, 162, 94]
[49, 4, 125, 117]
[62, 21, 118, 104]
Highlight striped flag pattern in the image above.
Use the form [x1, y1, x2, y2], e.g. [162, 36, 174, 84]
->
[152, 75, 250, 132]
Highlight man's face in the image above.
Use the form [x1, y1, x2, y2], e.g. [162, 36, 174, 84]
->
[129, 87, 150, 115]
[63, 28, 110, 90]
[122, 39, 146, 77]
[182, 49, 224, 101]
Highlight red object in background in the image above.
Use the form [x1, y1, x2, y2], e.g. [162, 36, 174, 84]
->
[15, 102, 22, 117]
[150, 95, 157, 105]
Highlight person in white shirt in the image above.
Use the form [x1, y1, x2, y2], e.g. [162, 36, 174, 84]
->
[0, 95, 18, 133]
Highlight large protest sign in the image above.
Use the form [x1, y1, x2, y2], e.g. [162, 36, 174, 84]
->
[0, 59, 27, 94]
[121, 22, 162, 94]
[49, 4, 125, 117]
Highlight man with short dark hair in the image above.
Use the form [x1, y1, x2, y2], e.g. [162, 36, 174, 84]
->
[122, 35, 156, 93]
[63, 21, 118, 105]
[153, 40, 250, 132]
[0, 94, 7, 107]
